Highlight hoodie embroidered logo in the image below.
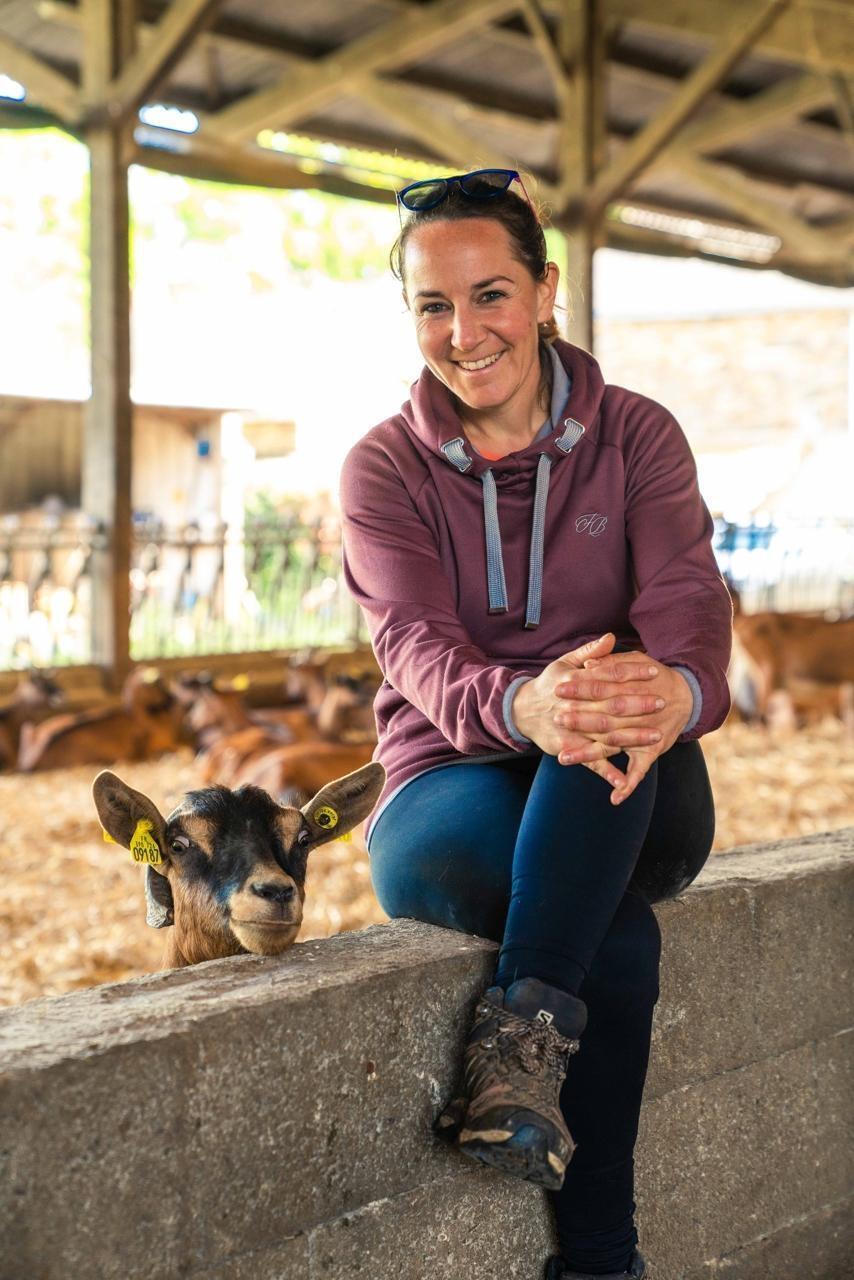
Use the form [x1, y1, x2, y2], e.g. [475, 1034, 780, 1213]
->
[575, 513, 608, 537]
[535, 1009, 554, 1026]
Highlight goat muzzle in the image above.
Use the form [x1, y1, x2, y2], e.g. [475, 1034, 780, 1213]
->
[228, 877, 303, 954]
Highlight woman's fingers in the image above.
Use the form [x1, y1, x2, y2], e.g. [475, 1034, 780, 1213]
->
[581, 656, 658, 682]
[558, 739, 623, 766]
[558, 633, 617, 671]
[583, 758, 629, 789]
[554, 710, 662, 746]
[559, 735, 657, 764]
[554, 692, 664, 723]
[603, 727, 662, 748]
[610, 746, 660, 805]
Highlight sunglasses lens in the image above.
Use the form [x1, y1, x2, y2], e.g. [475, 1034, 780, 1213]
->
[400, 179, 448, 211]
[458, 169, 515, 198]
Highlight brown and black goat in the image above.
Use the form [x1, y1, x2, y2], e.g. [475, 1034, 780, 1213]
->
[181, 670, 378, 788]
[92, 761, 385, 969]
[18, 667, 180, 771]
[0, 670, 64, 769]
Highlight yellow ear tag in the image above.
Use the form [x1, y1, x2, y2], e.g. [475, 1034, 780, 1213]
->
[102, 828, 116, 844]
[338, 830, 352, 843]
[231, 673, 250, 691]
[129, 818, 163, 865]
[312, 805, 352, 842]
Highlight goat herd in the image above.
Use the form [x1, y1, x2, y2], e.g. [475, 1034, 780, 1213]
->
[1, 648, 382, 786]
[1, 604, 852, 978]
[1, 648, 387, 971]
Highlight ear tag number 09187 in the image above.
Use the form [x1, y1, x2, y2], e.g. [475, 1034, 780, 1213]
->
[130, 818, 163, 865]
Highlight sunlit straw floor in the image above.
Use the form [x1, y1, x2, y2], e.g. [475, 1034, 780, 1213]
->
[2, 718, 852, 1008]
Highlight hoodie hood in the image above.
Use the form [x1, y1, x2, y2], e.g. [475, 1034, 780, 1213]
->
[398, 338, 607, 628]
[399, 337, 607, 479]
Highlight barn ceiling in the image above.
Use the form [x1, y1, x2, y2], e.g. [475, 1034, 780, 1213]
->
[0, 0, 852, 284]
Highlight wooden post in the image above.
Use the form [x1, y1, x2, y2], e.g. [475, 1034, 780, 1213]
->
[561, 0, 606, 353]
[80, 0, 135, 686]
[565, 223, 595, 353]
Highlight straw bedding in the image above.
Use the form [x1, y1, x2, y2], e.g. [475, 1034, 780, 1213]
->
[2, 718, 852, 1007]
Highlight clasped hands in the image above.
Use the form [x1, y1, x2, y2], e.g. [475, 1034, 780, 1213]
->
[510, 633, 693, 806]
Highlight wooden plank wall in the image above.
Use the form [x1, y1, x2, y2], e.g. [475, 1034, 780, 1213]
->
[0, 398, 81, 509]
[0, 398, 223, 517]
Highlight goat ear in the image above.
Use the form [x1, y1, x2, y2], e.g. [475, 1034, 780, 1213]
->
[92, 771, 168, 869]
[144, 865, 174, 929]
[300, 762, 386, 844]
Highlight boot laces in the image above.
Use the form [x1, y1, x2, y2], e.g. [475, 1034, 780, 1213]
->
[469, 1000, 579, 1086]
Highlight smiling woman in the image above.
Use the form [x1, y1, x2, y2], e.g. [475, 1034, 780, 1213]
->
[403, 219, 558, 458]
[338, 169, 733, 1278]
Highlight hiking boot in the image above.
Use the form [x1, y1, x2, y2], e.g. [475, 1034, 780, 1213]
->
[438, 976, 587, 1191]
[544, 1248, 647, 1278]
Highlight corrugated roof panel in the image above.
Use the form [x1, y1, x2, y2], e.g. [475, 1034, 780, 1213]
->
[398, 28, 557, 114]
[0, 0, 849, 282]
[219, 0, 395, 47]
[4, 5, 82, 78]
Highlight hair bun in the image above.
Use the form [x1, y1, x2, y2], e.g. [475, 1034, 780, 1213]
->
[538, 315, 560, 343]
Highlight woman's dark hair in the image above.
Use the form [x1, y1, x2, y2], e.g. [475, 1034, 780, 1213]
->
[390, 181, 560, 344]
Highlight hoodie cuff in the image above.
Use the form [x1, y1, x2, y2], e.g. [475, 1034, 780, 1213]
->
[503, 675, 534, 745]
[668, 664, 703, 735]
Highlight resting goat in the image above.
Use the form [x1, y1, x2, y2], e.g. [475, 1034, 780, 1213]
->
[92, 762, 384, 969]
[18, 668, 180, 771]
[730, 610, 854, 730]
[0, 671, 64, 769]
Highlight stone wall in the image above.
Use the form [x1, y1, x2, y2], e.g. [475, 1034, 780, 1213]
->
[1, 829, 851, 1280]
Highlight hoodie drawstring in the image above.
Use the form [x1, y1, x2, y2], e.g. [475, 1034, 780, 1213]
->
[524, 453, 552, 628]
[441, 418, 586, 628]
[481, 469, 509, 614]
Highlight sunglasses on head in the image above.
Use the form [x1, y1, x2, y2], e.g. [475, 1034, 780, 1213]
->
[396, 167, 534, 214]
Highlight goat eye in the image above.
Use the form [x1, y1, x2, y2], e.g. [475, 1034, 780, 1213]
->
[171, 834, 190, 853]
[297, 828, 312, 848]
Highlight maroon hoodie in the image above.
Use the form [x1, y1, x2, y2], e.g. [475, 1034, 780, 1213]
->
[340, 339, 732, 840]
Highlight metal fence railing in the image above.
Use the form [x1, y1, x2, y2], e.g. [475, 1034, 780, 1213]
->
[129, 516, 363, 660]
[712, 518, 854, 615]
[0, 510, 106, 669]
[1, 514, 851, 671]
[0, 515, 365, 670]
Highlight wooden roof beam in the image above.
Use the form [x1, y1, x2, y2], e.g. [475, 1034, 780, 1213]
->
[672, 153, 853, 265]
[37, 0, 550, 125]
[128, 122, 395, 204]
[205, 0, 520, 144]
[0, 31, 80, 123]
[589, 0, 854, 75]
[584, 0, 792, 218]
[519, 0, 572, 111]
[83, 0, 222, 125]
[352, 78, 542, 191]
[829, 214, 854, 244]
[827, 72, 854, 139]
[664, 71, 832, 159]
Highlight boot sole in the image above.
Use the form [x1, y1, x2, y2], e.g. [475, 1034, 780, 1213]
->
[458, 1123, 569, 1191]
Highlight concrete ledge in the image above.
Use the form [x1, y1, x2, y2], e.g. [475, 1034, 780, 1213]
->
[1, 829, 852, 1279]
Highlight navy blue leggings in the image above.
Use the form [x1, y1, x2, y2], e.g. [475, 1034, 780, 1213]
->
[368, 741, 715, 1275]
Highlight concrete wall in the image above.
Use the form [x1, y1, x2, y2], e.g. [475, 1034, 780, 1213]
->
[1, 829, 851, 1280]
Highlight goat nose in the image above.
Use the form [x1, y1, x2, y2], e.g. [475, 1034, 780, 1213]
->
[250, 880, 295, 905]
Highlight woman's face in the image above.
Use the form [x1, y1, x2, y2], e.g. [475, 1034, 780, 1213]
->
[402, 217, 559, 420]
